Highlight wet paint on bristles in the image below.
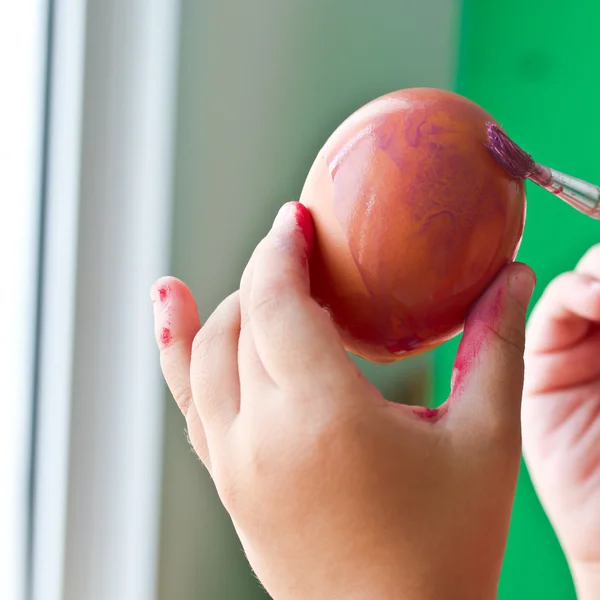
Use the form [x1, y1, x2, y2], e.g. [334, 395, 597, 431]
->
[486, 122, 600, 219]
[485, 123, 537, 180]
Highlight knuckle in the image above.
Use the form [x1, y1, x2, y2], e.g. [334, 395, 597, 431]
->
[303, 410, 363, 468]
[214, 409, 363, 517]
[240, 254, 257, 294]
[191, 321, 220, 360]
[241, 416, 295, 479]
[545, 271, 574, 297]
[535, 270, 598, 318]
[486, 412, 522, 451]
[245, 435, 275, 480]
[249, 287, 288, 323]
[174, 390, 193, 416]
[250, 409, 353, 472]
[191, 328, 206, 356]
[582, 243, 600, 266]
[528, 273, 574, 323]
[216, 470, 242, 512]
[550, 271, 573, 288]
[483, 321, 526, 359]
[240, 240, 266, 287]
[185, 427, 206, 462]
[183, 403, 208, 456]
[191, 292, 240, 359]
[588, 289, 600, 315]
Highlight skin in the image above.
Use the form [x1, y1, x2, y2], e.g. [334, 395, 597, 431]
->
[300, 89, 526, 363]
[151, 201, 536, 600]
[523, 244, 600, 600]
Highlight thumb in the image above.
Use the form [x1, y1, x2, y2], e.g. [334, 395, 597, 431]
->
[447, 262, 536, 438]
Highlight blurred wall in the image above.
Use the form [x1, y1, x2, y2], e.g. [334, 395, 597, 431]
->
[433, 0, 600, 598]
[158, 0, 459, 597]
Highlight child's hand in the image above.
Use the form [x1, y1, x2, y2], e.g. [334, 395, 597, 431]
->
[151, 202, 535, 600]
[523, 245, 600, 598]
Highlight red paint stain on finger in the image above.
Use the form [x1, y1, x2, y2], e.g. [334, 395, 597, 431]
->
[413, 406, 442, 422]
[160, 327, 173, 346]
[294, 203, 314, 250]
[151, 283, 169, 306]
[450, 283, 505, 397]
[292, 202, 315, 271]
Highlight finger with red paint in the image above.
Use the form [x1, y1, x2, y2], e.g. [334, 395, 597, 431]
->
[150, 276, 209, 465]
[523, 244, 600, 600]
[447, 262, 535, 438]
[148, 201, 537, 600]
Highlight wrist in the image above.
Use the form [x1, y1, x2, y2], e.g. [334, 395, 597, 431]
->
[570, 561, 600, 600]
[272, 571, 498, 600]
[327, 575, 498, 600]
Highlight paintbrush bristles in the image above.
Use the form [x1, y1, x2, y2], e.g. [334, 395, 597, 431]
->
[485, 123, 600, 219]
[485, 123, 537, 180]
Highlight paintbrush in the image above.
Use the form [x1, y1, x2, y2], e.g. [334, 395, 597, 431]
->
[486, 123, 600, 219]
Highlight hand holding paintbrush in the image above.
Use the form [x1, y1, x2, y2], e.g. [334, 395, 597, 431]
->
[486, 123, 600, 219]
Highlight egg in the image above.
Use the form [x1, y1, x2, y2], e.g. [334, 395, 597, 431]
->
[299, 88, 526, 364]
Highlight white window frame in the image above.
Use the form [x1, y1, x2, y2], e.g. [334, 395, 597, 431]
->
[31, 1, 180, 599]
[0, 2, 49, 600]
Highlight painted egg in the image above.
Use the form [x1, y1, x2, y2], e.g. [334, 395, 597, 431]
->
[300, 88, 526, 363]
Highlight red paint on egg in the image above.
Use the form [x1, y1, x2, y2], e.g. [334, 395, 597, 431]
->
[300, 88, 526, 363]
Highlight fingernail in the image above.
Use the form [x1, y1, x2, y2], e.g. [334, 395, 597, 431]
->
[272, 202, 314, 252]
[272, 202, 295, 231]
[508, 268, 536, 311]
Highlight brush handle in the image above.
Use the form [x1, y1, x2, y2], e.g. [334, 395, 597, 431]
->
[530, 165, 600, 219]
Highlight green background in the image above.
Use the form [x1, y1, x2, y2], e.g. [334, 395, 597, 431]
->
[434, 0, 600, 597]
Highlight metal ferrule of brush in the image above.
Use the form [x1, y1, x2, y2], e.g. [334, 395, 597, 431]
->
[530, 165, 600, 219]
